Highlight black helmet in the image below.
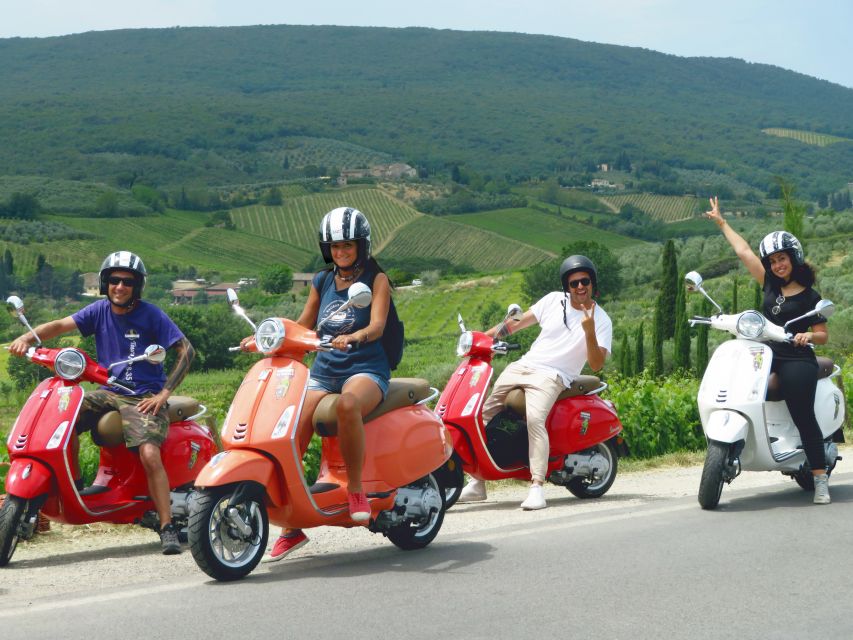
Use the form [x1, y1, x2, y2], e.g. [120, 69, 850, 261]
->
[99, 251, 147, 302]
[559, 255, 597, 293]
[758, 231, 804, 267]
[318, 207, 371, 266]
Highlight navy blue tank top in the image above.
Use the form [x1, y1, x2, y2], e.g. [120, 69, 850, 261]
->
[310, 267, 391, 380]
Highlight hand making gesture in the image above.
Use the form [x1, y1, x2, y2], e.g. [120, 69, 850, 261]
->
[705, 196, 724, 227]
[580, 302, 597, 335]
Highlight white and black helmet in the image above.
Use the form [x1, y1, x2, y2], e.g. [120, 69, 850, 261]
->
[758, 231, 804, 267]
[318, 207, 371, 265]
[99, 250, 147, 300]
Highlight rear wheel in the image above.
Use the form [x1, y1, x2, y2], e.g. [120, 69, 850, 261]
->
[698, 441, 729, 510]
[440, 454, 465, 510]
[0, 495, 27, 567]
[566, 440, 619, 499]
[188, 485, 268, 581]
[385, 474, 446, 551]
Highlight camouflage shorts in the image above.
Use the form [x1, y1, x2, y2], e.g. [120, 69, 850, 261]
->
[78, 389, 169, 448]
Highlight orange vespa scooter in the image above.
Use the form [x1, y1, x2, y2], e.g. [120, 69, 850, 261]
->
[188, 284, 453, 581]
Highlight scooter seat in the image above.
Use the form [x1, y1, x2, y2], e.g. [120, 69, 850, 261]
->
[765, 356, 834, 401]
[312, 378, 432, 436]
[504, 375, 602, 415]
[166, 396, 200, 421]
[91, 396, 201, 447]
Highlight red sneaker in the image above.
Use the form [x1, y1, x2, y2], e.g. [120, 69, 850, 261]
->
[347, 491, 371, 522]
[263, 530, 308, 563]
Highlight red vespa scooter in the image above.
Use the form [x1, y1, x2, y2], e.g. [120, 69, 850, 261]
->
[436, 306, 628, 507]
[0, 295, 217, 566]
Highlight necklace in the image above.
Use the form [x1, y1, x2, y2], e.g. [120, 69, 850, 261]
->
[336, 266, 362, 283]
[771, 294, 785, 316]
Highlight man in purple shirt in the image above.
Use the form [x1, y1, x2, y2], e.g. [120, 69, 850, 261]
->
[9, 251, 195, 555]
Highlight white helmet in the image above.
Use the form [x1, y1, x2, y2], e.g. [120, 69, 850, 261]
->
[318, 207, 371, 266]
[98, 250, 147, 302]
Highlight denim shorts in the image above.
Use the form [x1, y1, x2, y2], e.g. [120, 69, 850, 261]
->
[308, 372, 389, 400]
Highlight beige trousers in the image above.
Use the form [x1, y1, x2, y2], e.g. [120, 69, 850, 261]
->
[481, 361, 566, 483]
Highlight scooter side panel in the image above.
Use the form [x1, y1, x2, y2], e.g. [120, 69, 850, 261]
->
[366, 406, 452, 487]
[159, 421, 218, 488]
[547, 395, 623, 454]
[815, 379, 845, 436]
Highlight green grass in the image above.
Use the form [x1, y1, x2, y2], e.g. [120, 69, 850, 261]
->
[454, 207, 638, 251]
[762, 128, 852, 147]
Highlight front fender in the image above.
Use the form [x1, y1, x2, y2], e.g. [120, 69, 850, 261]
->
[193, 449, 283, 506]
[5, 458, 53, 499]
[705, 410, 749, 444]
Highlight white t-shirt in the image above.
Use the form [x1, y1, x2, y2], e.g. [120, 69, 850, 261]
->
[520, 292, 613, 387]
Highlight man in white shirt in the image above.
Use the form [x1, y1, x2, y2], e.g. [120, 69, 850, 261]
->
[459, 255, 613, 510]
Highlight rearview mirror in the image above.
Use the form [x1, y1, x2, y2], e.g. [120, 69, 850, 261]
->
[684, 271, 703, 292]
[6, 295, 24, 318]
[815, 299, 834, 319]
[143, 344, 166, 364]
[347, 282, 372, 309]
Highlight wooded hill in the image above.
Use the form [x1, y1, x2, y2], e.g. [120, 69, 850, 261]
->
[1, 25, 852, 197]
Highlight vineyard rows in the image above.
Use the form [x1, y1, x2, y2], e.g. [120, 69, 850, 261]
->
[267, 137, 391, 169]
[378, 216, 551, 271]
[599, 194, 699, 222]
[231, 189, 421, 251]
[761, 128, 851, 147]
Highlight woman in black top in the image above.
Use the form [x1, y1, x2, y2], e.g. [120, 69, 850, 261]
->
[706, 197, 832, 504]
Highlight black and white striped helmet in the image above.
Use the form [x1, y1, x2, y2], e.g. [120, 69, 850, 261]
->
[758, 231, 804, 267]
[99, 250, 147, 298]
[318, 207, 371, 265]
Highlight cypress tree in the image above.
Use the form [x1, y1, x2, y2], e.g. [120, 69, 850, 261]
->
[695, 299, 711, 376]
[731, 275, 739, 313]
[659, 240, 678, 339]
[673, 273, 691, 370]
[652, 302, 664, 376]
[634, 322, 645, 374]
[619, 334, 633, 376]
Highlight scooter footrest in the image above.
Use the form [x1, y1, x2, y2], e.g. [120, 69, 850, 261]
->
[79, 484, 110, 496]
[309, 482, 339, 494]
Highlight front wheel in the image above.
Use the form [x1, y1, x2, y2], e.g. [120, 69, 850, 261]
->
[566, 440, 619, 499]
[385, 474, 446, 551]
[698, 441, 729, 510]
[0, 495, 27, 567]
[188, 485, 268, 581]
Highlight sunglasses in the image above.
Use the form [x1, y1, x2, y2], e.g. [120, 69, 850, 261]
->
[568, 277, 591, 289]
[108, 276, 137, 287]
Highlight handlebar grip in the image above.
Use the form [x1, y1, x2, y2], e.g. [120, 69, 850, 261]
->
[505, 343, 521, 351]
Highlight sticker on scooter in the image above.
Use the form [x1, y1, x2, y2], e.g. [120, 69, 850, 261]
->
[748, 347, 764, 371]
[580, 411, 591, 435]
[57, 386, 72, 411]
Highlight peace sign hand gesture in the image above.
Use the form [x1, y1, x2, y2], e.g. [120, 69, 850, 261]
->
[705, 196, 724, 228]
[580, 302, 596, 335]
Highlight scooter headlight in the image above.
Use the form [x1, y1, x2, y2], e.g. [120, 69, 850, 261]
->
[255, 319, 285, 354]
[736, 311, 766, 339]
[456, 331, 473, 357]
[54, 348, 86, 380]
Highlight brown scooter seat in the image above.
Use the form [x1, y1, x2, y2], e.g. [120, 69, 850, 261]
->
[765, 356, 834, 402]
[505, 375, 602, 415]
[312, 378, 432, 436]
[92, 396, 201, 447]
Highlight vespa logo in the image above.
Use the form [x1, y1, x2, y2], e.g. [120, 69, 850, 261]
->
[580, 411, 591, 436]
[188, 442, 201, 470]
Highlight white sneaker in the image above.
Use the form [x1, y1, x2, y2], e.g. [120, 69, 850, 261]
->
[814, 474, 831, 505]
[520, 485, 547, 510]
[458, 478, 487, 502]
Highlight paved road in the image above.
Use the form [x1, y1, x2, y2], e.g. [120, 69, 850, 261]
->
[2, 467, 852, 639]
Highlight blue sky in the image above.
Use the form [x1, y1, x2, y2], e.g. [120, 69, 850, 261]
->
[2, 0, 851, 88]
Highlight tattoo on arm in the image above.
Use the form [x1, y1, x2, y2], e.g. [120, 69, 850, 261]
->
[165, 338, 194, 391]
[494, 321, 512, 339]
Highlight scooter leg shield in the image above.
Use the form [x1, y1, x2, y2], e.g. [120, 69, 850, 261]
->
[4, 459, 53, 499]
[705, 411, 749, 444]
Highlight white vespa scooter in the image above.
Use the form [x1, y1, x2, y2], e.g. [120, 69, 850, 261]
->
[685, 272, 845, 509]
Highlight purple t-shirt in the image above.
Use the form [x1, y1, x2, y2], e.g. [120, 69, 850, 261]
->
[72, 299, 184, 396]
